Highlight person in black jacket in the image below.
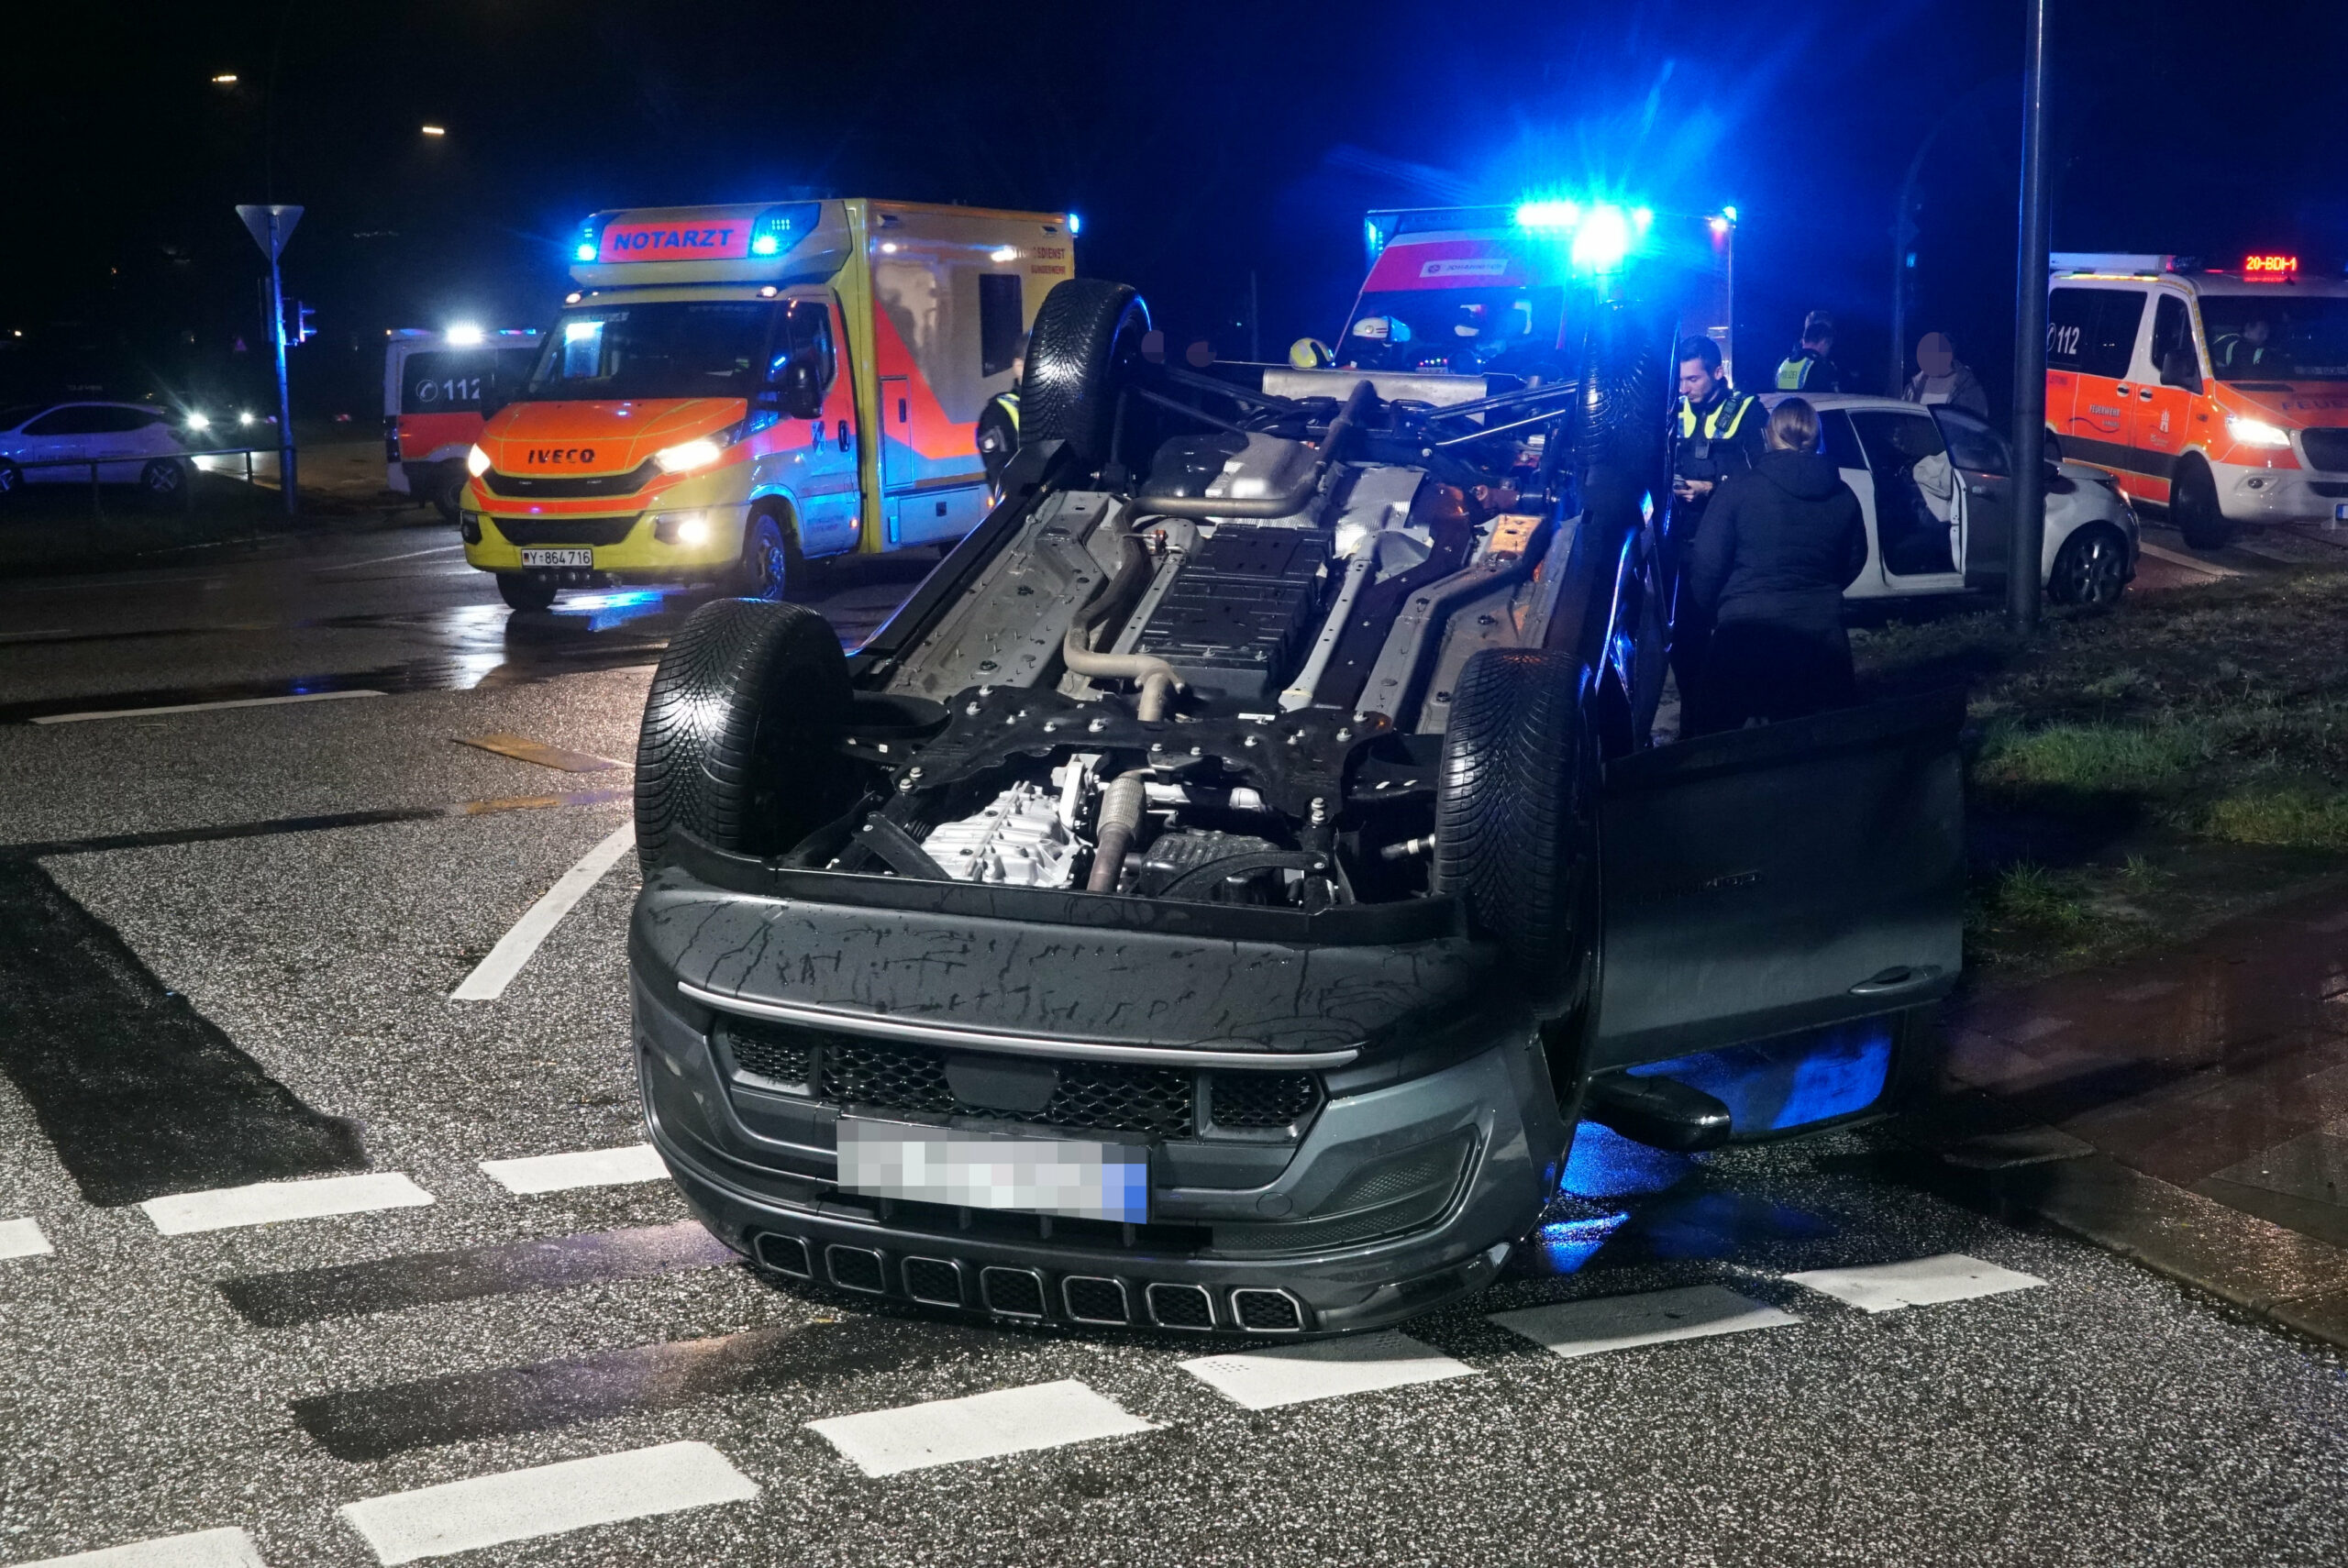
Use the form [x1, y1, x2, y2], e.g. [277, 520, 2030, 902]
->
[1685, 397, 1869, 732]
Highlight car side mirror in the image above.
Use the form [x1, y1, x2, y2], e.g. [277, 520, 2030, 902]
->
[779, 359, 825, 421]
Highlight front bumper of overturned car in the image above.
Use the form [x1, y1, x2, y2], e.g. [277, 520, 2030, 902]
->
[628, 866, 1568, 1337]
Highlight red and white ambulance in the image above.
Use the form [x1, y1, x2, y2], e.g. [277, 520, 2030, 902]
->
[460, 199, 1069, 610]
[2048, 252, 2348, 547]
[384, 326, 542, 521]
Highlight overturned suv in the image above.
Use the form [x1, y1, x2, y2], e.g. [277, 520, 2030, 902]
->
[630, 279, 1965, 1336]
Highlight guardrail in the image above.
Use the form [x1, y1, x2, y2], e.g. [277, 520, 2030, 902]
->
[0, 443, 285, 516]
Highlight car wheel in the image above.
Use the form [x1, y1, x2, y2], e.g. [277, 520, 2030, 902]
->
[2168, 457, 2234, 550]
[634, 598, 856, 872]
[2048, 525, 2129, 608]
[431, 474, 463, 525]
[495, 573, 559, 612]
[730, 510, 801, 602]
[1433, 647, 1594, 1017]
[0, 460, 20, 497]
[1021, 277, 1150, 469]
[140, 458, 189, 508]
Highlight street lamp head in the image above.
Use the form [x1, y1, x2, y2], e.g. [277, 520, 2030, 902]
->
[211, 73, 238, 85]
[420, 125, 447, 138]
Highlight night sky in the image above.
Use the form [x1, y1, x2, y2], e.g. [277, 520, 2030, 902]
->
[7, 0, 2344, 419]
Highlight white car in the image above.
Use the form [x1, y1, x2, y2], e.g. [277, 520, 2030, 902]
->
[0, 401, 196, 502]
[1767, 392, 2141, 607]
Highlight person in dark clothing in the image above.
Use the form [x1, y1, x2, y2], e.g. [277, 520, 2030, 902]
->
[1686, 397, 1869, 731]
[1667, 335, 1766, 733]
[977, 332, 1028, 496]
[1774, 310, 1844, 392]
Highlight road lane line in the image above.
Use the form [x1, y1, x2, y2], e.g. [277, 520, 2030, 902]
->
[480, 1143, 668, 1195]
[454, 732, 623, 772]
[0, 1216, 53, 1260]
[13, 1526, 267, 1567]
[808, 1379, 1160, 1477]
[1783, 1253, 2045, 1312]
[1490, 1284, 1800, 1360]
[338, 1441, 755, 1564]
[449, 823, 636, 1001]
[2136, 541, 2240, 577]
[312, 544, 465, 573]
[1179, 1331, 1475, 1410]
[28, 690, 383, 724]
[140, 1172, 433, 1236]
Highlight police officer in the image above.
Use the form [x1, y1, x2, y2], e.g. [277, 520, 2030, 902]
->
[1667, 336, 1765, 732]
[977, 332, 1027, 496]
[1775, 310, 1844, 392]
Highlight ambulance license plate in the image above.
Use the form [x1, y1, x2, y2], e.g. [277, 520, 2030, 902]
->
[2333, 502, 2348, 524]
[835, 1118, 1148, 1223]
[520, 548, 593, 569]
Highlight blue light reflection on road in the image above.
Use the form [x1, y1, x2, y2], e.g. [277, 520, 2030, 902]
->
[1626, 1021, 1894, 1134]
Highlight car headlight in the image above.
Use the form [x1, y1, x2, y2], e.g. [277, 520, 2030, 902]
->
[184, 412, 209, 431]
[653, 421, 746, 476]
[2227, 416, 2294, 449]
[652, 511, 712, 547]
[466, 444, 493, 476]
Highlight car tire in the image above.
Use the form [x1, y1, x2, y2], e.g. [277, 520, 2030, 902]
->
[495, 573, 559, 612]
[634, 598, 856, 872]
[140, 458, 190, 509]
[2047, 524, 2129, 608]
[1571, 301, 1671, 526]
[1433, 646, 1592, 1017]
[729, 508, 802, 602]
[1021, 277, 1150, 469]
[2168, 456, 2234, 550]
[430, 474, 463, 525]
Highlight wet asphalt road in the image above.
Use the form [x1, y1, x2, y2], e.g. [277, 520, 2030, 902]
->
[3, 521, 2347, 1566]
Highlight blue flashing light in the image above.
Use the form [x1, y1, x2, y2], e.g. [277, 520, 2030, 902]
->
[749, 235, 780, 257]
[1570, 204, 1633, 273]
[573, 243, 595, 262]
[1561, 1121, 1697, 1200]
[748, 202, 820, 264]
[1068, 212, 1082, 237]
[1722, 204, 1738, 224]
[1514, 199, 1582, 231]
[1633, 206, 1654, 232]
[1627, 1020, 1895, 1135]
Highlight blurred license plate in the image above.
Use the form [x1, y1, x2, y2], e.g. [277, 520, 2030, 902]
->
[836, 1119, 1147, 1222]
[520, 548, 593, 568]
[2334, 502, 2348, 523]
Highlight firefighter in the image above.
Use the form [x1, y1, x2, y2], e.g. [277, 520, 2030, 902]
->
[1667, 335, 1765, 733]
[1774, 310, 1844, 392]
[2213, 315, 2276, 375]
[978, 332, 1027, 495]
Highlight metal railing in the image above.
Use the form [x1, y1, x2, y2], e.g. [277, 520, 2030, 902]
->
[0, 443, 287, 517]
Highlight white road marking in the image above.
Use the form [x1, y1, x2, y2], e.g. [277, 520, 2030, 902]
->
[2109, 979, 2182, 1003]
[2006, 1014, 2073, 1043]
[12, 1526, 267, 1567]
[2136, 541, 2240, 577]
[1490, 1284, 1800, 1360]
[480, 1143, 668, 1195]
[338, 1441, 754, 1564]
[0, 1216, 54, 1260]
[2230, 537, 2298, 563]
[449, 823, 635, 1001]
[29, 690, 383, 724]
[808, 1378, 1160, 1478]
[312, 544, 465, 573]
[139, 1173, 433, 1236]
[1784, 1253, 2046, 1313]
[0, 628, 72, 644]
[1179, 1330, 1476, 1410]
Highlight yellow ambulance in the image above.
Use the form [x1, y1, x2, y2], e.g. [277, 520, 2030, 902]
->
[460, 199, 1072, 610]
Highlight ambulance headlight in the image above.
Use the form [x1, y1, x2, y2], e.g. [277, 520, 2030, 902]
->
[652, 511, 711, 547]
[184, 412, 209, 431]
[466, 444, 493, 477]
[653, 421, 745, 476]
[2227, 416, 2294, 449]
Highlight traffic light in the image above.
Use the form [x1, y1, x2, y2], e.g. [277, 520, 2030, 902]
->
[293, 300, 316, 345]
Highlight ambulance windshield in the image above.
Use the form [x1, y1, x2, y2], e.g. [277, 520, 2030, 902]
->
[516, 302, 774, 402]
[2202, 294, 2348, 381]
[1340, 287, 1565, 375]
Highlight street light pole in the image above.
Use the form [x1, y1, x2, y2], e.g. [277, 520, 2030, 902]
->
[2007, 0, 2053, 630]
[266, 238, 297, 514]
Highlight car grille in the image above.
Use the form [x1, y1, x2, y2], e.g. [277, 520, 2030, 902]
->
[2299, 429, 2348, 472]
[720, 1019, 1207, 1138]
[488, 516, 639, 547]
[1210, 1072, 1322, 1129]
[482, 460, 659, 498]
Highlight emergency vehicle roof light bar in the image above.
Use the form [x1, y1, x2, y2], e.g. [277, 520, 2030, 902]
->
[2049, 252, 2191, 277]
[572, 215, 611, 264]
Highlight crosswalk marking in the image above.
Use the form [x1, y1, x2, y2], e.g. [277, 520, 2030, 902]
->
[139, 1173, 433, 1236]
[337, 1441, 755, 1564]
[807, 1378, 1160, 1478]
[479, 1143, 668, 1195]
[13, 1526, 267, 1567]
[1490, 1284, 1800, 1360]
[1783, 1253, 2045, 1312]
[449, 823, 635, 1001]
[0, 1216, 53, 1261]
[1178, 1331, 1477, 1410]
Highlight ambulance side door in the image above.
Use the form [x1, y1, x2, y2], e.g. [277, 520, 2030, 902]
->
[2134, 291, 2202, 489]
[766, 293, 860, 558]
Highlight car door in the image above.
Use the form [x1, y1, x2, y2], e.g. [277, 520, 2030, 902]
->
[752, 293, 860, 558]
[1931, 405, 2015, 591]
[1589, 688, 1966, 1067]
[2132, 290, 2202, 500]
[18, 404, 108, 483]
[1815, 409, 1891, 601]
[2054, 286, 2151, 500]
[1850, 408, 1963, 594]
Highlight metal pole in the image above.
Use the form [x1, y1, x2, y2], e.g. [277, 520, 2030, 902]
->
[268, 216, 297, 515]
[1891, 126, 1944, 397]
[2007, 0, 2052, 630]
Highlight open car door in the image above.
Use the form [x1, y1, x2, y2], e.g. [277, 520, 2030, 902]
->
[1586, 689, 1966, 1072]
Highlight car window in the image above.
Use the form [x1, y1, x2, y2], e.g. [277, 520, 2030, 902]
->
[1932, 406, 2009, 475]
[1851, 410, 1958, 576]
[94, 406, 160, 433]
[2047, 288, 2145, 380]
[979, 274, 1024, 379]
[23, 405, 112, 436]
[1815, 409, 1866, 470]
[2150, 294, 2201, 391]
[1851, 410, 1946, 469]
[773, 298, 836, 390]
[0, 403, 48, 431]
